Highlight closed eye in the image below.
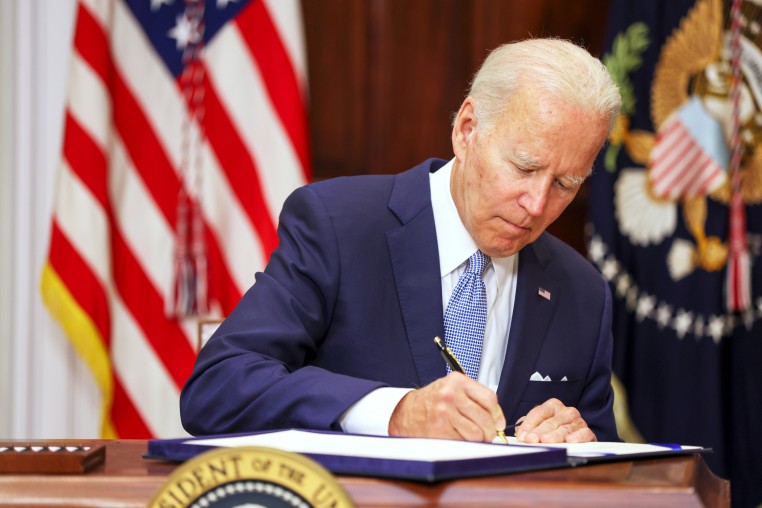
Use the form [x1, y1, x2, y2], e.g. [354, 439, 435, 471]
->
[555, 175, 584, 192]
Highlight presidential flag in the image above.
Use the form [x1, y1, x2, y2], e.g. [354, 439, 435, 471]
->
[41, 0, 310, 439]
[588, 0, 762, 505]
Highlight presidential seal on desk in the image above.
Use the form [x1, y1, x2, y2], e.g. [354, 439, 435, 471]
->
[149, 446, 355, 508]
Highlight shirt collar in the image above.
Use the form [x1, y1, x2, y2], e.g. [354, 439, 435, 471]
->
[430, 159, 477, 277]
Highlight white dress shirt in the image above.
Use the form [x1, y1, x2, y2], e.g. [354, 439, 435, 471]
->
[340, 159, 518, 434]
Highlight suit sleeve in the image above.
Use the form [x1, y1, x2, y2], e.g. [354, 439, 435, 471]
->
[578, 279, 619, 441]
[180, 185, 387, 436]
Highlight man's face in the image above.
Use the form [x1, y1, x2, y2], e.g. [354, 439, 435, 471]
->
[450, 90, 609, 258]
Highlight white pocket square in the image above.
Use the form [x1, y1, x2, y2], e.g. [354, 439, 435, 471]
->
[530, 371, 551, 382]
[529, 372, 568, 382]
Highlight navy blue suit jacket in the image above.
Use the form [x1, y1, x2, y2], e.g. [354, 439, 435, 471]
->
[180, 159, 618, 440]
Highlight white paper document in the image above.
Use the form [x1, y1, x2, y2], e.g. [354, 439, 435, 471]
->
[190, 430, 703, 461]
[191, 430, 548, 461]
[496, 436, 703, 458]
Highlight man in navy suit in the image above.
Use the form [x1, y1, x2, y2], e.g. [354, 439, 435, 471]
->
[181, 38, 622, 443]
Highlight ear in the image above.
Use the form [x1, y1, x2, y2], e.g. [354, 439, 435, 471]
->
[452, 98, 478, 159]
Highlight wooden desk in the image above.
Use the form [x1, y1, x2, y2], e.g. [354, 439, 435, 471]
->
[0, 440, 729, 507]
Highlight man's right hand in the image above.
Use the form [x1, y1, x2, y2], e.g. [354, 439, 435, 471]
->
[387, 372, 506, 442]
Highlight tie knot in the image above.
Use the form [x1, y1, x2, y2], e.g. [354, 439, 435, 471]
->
[466, 250, 490, 277]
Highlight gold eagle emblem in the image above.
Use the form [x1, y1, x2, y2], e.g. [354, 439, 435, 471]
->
[616, 0, 762, 273]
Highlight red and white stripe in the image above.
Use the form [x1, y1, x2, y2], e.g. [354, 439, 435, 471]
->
[649, 115, 725, 200]
[42, 0, 310, 438]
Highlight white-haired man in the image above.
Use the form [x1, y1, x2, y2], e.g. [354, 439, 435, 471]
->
[182, 38, 622, 444]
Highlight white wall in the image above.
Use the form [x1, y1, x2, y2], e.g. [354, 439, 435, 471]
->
[0, 0, 100, 438]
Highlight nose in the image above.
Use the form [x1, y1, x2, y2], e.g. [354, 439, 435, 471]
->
[517, 178, 551, 217]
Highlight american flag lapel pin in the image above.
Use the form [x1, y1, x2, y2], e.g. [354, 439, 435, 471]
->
[538, 287, 551, 300]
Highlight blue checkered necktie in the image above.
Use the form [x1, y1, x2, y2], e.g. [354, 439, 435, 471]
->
[444, 250, 490, 380]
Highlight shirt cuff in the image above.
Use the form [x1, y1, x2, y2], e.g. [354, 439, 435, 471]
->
[338, 387, 413, 436]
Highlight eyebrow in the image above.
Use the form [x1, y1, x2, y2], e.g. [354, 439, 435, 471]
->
[512, 150, 544, 169]
[559, 173, 588, 188]
[511, 150, 590, 188]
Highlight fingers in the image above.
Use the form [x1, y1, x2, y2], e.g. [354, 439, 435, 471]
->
[454, 382, 505, 441]
[460, 376, 507, 433]
[515, 398, 596, 444]
[388, 373, 506, 442]
[389, 386, 595, 444]
[515, 398, 564, 432]
[563, 426, 597, 443]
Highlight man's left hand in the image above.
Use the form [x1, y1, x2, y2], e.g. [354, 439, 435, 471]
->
[514, 398, 596, 443]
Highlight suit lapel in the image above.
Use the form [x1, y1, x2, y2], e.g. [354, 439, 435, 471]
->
[496, 237, 558, 423]
[387, 160, 447, 387]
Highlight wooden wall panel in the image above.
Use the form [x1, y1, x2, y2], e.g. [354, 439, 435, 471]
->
[301, 1, 369, 178]
[363, 0, 473, 173]
[301, 0, 611, 252]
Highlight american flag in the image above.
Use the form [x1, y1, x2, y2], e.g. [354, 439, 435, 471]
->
[40, 0, 310, 438]
[648, 97, 728, 200]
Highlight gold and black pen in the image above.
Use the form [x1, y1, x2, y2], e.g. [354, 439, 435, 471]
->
[433, 336, 509, 444]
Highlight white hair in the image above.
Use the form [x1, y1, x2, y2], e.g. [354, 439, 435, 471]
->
[463, 38, 621, 133]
